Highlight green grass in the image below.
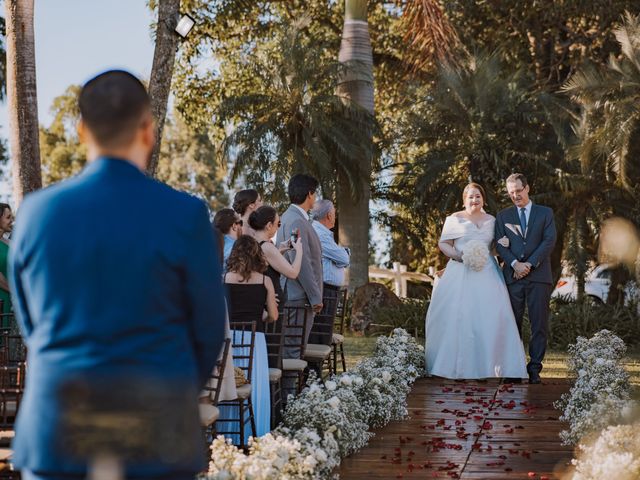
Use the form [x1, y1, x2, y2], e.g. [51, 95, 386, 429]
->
[342, 334, 640, 387]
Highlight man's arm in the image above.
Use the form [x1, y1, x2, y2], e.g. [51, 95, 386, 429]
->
[318, 230, 350, 268]
[494, 212, 517, 266]
[185, 201, 226, 387]
[293, 219, 323, 306]
[526, 209, 557, 268]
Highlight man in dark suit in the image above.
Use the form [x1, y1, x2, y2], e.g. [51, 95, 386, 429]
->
[495, 173, 557, 384]
[276, 174, 324, 358]
[8, 70, 226, 479]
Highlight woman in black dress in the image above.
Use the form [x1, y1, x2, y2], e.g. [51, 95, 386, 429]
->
[249, 206, 303, 309]
[225, 235, 279, 329]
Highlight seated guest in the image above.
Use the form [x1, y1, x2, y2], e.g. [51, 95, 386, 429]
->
[232, 189, 262, 238]
[311, 199, 350, 291]
[224, 235, 279, 330]
[250, 206, 303, 308]
[214, 208, 243, 268]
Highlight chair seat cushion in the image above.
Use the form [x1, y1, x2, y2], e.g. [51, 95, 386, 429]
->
[304, 343, 332, 361]
[199, 404, 220, 427]
[269, 368, 282, 382]
[282, 358, 308, 371]
[236, 383, 252, 399]
[332, 333, 344, 345]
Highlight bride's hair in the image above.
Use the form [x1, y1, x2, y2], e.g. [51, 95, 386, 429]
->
[463, 182, 487, 206]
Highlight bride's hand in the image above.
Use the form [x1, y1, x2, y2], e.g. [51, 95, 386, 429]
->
[497, 236, 510, 248]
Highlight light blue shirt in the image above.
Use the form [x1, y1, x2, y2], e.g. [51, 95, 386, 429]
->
[223, 235, 235, 269]
[312, 221, 350, 287]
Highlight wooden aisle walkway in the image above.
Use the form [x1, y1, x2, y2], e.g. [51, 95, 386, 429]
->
[338, 378, 574, 480]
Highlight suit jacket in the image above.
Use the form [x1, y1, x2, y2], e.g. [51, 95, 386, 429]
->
[8, 157, 226, 475]
[276, 205, 323, 305]
[495, 204, 557, 285]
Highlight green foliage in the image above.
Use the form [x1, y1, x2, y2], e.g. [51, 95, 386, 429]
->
[38, 86, 227, 211]
[548, 297, 640, 349]
[371, 297, 429, 339]
[379, 54, 562, 270]
[216, 18, 376, 204]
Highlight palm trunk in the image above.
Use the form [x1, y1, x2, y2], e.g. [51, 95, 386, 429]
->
[337, 0, 374, 291]
[5, 0, 42, 205]
[147, 0, 181, 176]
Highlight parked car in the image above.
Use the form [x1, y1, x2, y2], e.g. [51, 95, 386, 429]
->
[552, 264, 638, 303]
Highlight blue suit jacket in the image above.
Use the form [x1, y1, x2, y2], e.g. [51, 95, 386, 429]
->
[8, 158, 226, 475]
[495, 204, 557, 285]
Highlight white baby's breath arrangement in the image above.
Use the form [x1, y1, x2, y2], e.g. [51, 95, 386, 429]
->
[555, 330, 632, 446]
[205, 328, 425, 479]
[461, 239, 489, 271]
[571, 423, 640, 480]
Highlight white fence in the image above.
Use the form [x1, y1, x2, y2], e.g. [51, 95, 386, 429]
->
[368, 262, 434, 298]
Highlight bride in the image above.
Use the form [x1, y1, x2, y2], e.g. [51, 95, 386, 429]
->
[425, 183, 527, 379]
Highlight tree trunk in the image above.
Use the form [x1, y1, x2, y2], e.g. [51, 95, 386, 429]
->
[147, 0, 181, 176]
[336, 0, 374, 292]
[5, 0, 42, 205]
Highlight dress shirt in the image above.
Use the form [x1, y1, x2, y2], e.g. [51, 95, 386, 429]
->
[511, 201, 533, 268]
[312, 220, 350, 287]
[223, 235, 235, 269]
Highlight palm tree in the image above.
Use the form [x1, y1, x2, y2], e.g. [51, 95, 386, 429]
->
[5, 0, 42, 204]
[336, 0, 375, 290]
[218, 18, 375, 209]
[147, 0, 181, 176]
[379, 53, 562, 269]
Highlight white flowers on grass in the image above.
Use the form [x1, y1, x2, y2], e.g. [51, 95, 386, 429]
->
[461, 239, 489, 271]
[555, 330, 632, 445]
[206, 328, 425, 479]
[571, 423, 640, 480]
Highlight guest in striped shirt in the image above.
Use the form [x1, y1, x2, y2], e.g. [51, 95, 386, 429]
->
[311, 199, 350, 291]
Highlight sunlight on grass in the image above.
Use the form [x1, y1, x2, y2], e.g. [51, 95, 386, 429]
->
[342, 334, 640, 387]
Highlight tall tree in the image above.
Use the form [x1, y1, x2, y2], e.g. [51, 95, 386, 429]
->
[147, 0, 181, 176]
[5, 0, 42, 204]
[336, 0, 375, 290]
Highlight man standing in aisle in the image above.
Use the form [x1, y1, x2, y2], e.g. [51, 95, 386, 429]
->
[9, 70, 226, 479]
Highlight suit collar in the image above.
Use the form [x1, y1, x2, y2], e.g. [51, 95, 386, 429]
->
[83, 157, 146, 177]
[289, 204, 309, 220]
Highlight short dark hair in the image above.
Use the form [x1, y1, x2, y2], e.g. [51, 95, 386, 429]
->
[79, 70, 151, 148]
[232, 189, 260, 216]
[506, 173, 528, 188]
[227, 235, 268, 281]
[249, 206, 277, 231]
[0, 203, 10, 219]
[288, 174, 318, 205]
[213, 208, 239, 235]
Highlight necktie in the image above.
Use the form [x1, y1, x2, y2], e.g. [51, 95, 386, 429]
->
[519, 207, 527, 235]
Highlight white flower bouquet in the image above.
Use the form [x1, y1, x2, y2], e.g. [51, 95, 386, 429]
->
[461, 239, 489, 271]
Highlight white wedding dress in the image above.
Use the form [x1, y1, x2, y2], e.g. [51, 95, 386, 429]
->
[424, 215, 528, 379]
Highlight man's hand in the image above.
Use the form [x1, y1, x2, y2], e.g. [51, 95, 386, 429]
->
[513, 261, 531, 279]
[312, 303, 323, 313]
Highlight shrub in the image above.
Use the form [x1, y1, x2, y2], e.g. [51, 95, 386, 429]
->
[370, 297, 429, 338]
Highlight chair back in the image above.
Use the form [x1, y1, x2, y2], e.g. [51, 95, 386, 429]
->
[0, 324, 26, 430]
[282, 305, 308, 359]
[263, 317, 284, 370]
[333, 288, 348, 336]
[209, 338, 231, 405]
[228, 319, 256, 381]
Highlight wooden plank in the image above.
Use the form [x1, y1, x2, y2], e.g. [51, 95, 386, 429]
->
[338, 377, 574, 480]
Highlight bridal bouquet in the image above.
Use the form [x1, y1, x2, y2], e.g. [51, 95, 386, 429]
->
[462, 240, 489, 271]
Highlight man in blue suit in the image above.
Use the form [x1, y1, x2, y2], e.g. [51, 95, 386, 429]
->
[8, 70, 226, 479]
[495, 173, 557, 384]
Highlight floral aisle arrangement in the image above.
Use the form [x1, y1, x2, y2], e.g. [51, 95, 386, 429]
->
[206, 328, 425, 479]
[554, 330, 632, 446]
[570, 423, 640, 480]
[461, 240, 489, 271]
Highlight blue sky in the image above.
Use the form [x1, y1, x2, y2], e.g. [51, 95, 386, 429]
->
[0, 0, 155, 199]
